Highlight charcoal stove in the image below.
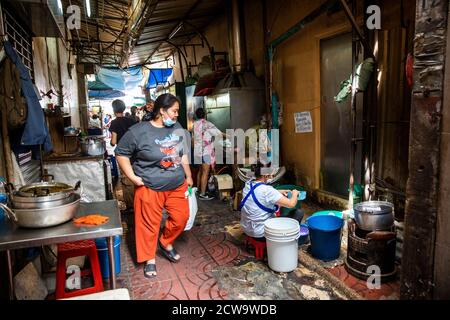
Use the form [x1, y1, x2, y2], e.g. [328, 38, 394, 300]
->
[345, 219, 397, 282]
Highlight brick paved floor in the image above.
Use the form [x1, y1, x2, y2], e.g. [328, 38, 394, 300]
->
[109, 189, 400, 300]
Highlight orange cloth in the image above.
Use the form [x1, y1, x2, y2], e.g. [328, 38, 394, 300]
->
[73, 214, 109, 225]
[134, 181, 189, 263]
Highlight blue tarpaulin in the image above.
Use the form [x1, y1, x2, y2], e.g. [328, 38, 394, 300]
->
[146, 68, 173, 89]
[88, 89, 125, 99]
[97, 66, 143, 91]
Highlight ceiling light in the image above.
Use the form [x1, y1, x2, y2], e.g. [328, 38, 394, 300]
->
[85, 0, 91, 17]
[169, 22, 183, 40]
[57, 0, 63, 14]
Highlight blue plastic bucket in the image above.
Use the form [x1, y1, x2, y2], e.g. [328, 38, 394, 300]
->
[311, 210, 343, 219]
[95, 236, 121, 278]
[307, 215, 343, 261]
[0, 193, 7, 221]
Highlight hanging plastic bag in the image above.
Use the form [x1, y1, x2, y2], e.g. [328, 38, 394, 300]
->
[334, 76, 352, 103]
[184, 186, 198, 231]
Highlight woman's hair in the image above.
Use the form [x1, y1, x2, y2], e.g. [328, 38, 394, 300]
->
[252, 161, 272, 179]
[150, 93, 180, 120]
[92, 114, 99, 119]
[195, 107, 206, 119]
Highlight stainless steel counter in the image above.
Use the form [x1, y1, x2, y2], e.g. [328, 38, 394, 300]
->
[0, 200, 123, 300]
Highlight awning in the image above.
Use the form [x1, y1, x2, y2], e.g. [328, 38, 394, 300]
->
[88, 77, 112, 91]
[146, 68, 173, 89]
[88, 89, 125, 99]
[97, 66, 143, 91]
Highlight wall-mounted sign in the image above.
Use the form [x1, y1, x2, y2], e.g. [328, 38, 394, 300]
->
[294, 111, 313, 133]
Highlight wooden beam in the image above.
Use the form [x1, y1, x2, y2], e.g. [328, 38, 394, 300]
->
[400, 0, 449, 300]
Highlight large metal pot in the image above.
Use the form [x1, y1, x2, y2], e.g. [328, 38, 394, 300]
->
[8, 180, 81, 209]
[0, 193, 80, 228]
[353, 201, 394, 231]
[80, 135, 105, 156]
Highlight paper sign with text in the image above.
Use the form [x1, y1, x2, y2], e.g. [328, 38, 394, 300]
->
[294, 112, 313, 133]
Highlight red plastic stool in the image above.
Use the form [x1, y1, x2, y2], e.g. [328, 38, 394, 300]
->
[245, 236, 267, 260]
[55, 240, 104, 299]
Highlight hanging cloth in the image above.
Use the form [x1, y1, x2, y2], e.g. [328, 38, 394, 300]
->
[3, 41, 52, 151]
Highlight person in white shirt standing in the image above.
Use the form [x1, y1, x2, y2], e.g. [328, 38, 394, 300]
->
[240, 162, 304, 240]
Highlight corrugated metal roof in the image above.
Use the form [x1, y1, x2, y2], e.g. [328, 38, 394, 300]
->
[64, 0, 226, 67]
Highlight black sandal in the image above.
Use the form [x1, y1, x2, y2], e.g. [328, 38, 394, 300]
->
[143, 263, 157, 278]
[158, 241, 181, 263]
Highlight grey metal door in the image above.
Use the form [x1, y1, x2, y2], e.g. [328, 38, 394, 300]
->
[320, 33, 361, 197]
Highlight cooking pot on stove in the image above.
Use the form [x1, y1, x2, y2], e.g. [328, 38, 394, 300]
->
[353, 201, 394, 231]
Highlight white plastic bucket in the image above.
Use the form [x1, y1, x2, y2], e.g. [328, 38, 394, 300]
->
[264, 218, 300, 272]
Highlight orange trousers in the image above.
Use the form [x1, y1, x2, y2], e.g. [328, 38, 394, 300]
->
[134, 181, 189, 263]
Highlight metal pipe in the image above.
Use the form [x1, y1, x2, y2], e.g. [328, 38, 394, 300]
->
[142, 0, 206, 67]
[107, 236, 116, 289]
[348, 0, 358, 210]
[262, 0, 271, 120]
[55, 39, 64, 107]
[230, 0, 247, 72]
[267, 0, 339, 129]
[120, 0, 159, 68]
[7, 250, 14, 300]
[339, 0, 376, 61]
[268, 0, 338, 50]
[0, 2, 5, 40]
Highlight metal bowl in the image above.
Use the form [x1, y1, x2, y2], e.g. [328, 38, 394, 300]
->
[11, 192, 80, 209]
[0, 193, 81, 228]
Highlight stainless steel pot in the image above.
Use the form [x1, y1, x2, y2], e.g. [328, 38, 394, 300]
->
[80, 135, 105, 156]
[0, 193, 80, 228]
[353, 201, 394, 231]
[8, 180, 81, 209]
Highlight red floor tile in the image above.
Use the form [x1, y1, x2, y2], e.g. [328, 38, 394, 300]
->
[326, 265, 400, 300]
[198, 234, 242, 266]
[178, 273, 223, 300]
[131, 279, 189, 300]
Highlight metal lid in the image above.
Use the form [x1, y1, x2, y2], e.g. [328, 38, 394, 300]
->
[18, 182, 75, 197]
[15, 180, 80, 199]
[354, 201, 393, 215]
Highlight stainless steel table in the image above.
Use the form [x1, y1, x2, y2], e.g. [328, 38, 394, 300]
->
[0, 200, 123, 300]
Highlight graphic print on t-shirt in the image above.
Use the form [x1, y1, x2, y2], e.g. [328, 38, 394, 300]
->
[155, 133, 184, 169]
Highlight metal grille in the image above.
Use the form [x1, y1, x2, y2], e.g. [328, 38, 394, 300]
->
[2, 7, 34, 78]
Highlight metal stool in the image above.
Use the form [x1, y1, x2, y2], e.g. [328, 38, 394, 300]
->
[55, 240, 104, 299]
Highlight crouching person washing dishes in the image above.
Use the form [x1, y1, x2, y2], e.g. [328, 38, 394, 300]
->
[240, 163, 304, 241]
[115, 93, 193, 278]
